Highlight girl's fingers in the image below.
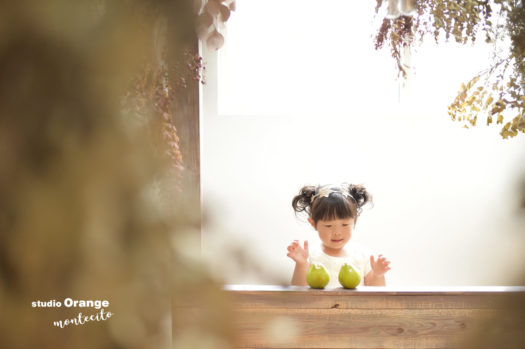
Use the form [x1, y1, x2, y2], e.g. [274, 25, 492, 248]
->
[303, 240, 309, 252]
[376, 255, 390, 264]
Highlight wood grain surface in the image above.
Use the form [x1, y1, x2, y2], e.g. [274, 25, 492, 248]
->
[222, 285, 525, 349]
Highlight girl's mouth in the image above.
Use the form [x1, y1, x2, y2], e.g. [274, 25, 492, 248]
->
[331, 239, 343, 243]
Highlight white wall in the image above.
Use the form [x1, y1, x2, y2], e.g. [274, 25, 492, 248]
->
[200, 0, 525, 286]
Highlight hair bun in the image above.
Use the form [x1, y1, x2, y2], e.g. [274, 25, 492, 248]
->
[344, 183, 373, 213]
[292, 185, 317, 214]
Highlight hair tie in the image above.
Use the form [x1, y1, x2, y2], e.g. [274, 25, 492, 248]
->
[310, 185, 355, 203]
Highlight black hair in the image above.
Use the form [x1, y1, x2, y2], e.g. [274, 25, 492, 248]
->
[291, 183, 372, 225]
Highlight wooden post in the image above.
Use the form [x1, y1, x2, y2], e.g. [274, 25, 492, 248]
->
[166, 6, 202, 231]
[171, 39, 201, 208]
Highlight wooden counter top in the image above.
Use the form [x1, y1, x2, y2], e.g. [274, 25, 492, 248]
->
[222, 284, 525, 349]
[225, 284, 525, 294]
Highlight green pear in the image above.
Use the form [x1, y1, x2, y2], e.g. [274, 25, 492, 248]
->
[306, 263, 330, 289]
[338, 263, 361, 289]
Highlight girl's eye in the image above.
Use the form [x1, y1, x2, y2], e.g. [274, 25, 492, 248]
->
[342, 224, 349, 226]
[324, 225, 332, 228]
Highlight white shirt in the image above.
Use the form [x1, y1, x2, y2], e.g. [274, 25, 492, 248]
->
[308, 242, 373, 288]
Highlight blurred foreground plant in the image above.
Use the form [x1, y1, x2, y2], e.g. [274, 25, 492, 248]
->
[0, 1, 233, 349]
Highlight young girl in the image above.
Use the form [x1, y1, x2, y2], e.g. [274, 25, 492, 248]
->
[287, 183, 391, 287]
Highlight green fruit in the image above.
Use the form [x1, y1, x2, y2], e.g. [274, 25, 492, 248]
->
[306, 263, 330, 289]
[338, 263, 361, 289]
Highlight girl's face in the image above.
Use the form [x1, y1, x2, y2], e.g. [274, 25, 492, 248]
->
[308, 216, 356, 256]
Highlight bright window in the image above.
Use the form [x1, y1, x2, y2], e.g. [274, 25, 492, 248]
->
[215, 0, 493, 117]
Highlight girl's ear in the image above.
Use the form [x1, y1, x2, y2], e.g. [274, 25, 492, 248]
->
[307, 217, 316, 229]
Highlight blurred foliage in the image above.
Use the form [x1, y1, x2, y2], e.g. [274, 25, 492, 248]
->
[122, 51, 204, 193]
[120, 0, 206, 194]
[0, 1, 233, 349]
[374, 0, 525, 139]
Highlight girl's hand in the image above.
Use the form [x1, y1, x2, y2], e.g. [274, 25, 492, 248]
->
[287, 240, 309, 265]
[370, 254, 391, 277]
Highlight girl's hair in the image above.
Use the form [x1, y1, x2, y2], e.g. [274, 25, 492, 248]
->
[292, 183, 372, 225]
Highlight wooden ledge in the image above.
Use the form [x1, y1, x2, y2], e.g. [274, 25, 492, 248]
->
[223, 284, 525, 348]
[224, 284, 525, 295]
